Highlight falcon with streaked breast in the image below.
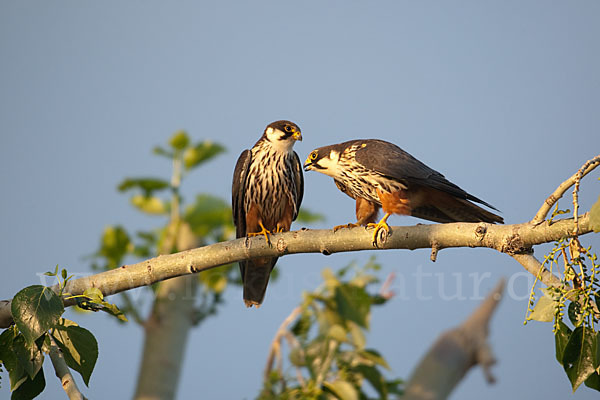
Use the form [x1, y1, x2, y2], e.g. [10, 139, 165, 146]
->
[232, 120, 304, 307]
[303, 139, 503, 243]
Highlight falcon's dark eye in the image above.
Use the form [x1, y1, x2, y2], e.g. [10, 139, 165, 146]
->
[284, 125, 293, 132]
[309, 151, 318, 161]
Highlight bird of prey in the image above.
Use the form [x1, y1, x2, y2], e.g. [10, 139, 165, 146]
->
[232, 120, 304, 307]
[303, 139, 503, 242]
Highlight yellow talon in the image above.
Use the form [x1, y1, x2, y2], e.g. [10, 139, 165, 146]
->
[366, 213, 391, 244]
[248, 222, 272, 244]
[333, 223, 359, 232]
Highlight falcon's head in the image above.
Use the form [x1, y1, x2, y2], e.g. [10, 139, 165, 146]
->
[303, 144, 347, 178]
[262, 120, 302, 152]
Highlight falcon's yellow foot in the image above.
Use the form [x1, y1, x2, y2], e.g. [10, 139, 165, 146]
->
[366, 214, 391, 244]
[333, 223, 359, 232]
[248, 222, 272, 245]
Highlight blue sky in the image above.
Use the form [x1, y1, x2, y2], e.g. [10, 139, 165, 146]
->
[1, 1, 599, 399]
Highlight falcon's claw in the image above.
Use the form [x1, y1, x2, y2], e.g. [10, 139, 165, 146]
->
[333, 223, 359, 232]
[248, 222, 272, 245]
[366, 214, 391, 245]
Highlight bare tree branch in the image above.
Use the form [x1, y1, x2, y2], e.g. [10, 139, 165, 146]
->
[403, 279, 505, 400]
[48, 335, 86, 400]
[0, 214, 594, 329]
[510, 253, 564, 289]
[531, 154, 600, 224]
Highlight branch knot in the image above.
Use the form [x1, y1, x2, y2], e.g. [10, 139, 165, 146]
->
[500, 233, 530, 255]
[475, 225, 487, 241]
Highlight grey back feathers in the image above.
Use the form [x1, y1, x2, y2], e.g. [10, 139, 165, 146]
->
[350, 139, 499, 211]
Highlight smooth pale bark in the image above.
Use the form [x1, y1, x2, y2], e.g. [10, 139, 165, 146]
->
[403, 279, 505, 400]
[133, 275, 198, 400]
[49, 336, 86, 400]
[0, 214, 593, 329]
[133, 220, 199, 400]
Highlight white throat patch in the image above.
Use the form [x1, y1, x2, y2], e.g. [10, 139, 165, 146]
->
[265, 127, 295, 153]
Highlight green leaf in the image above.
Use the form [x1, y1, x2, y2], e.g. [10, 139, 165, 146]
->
[291, 311, 312, 340]
[568, 301, 583, 327]
[289, 347, 306, 367]
[199, 268, 229, 293]
[348, 321, 366, 350]
[43, 265, 58, 277]
[327, 325, 348, 342]
[53, 325, 98, 386]
[323, 379, 358, 400]
[528, 294, 557, 322]
[385, 378, 404, 396]
[83, 288, 103, 303]
[11, 335, 44, 379]
[585, 372, 600, 391]
[359, 349, 390, 370]
[562, 326, 597, 391]
[184, 194, 232, 238]
[11, 286, 63, 345]
[296, 209, 325, 223]
[132, 230, 157, 258]
[334, 284, 371, 328]
[99, 225, 131, 268]
[10, 367, 45, 400]
[130, 194, 168, 215]
[354, 364, 387, 399]
[117, 177, 170, 196]
[98, 301, 128, 322]
[183, 141, 225, 170]
[152, 145, 174, 159]
[169, 130, 190, 150]
[76, 292, 127, 322]
[0, 328, 28, 392]
[555, 321, 572, 365]
[349, 273, 378, 289]
[322, 268, 339, 289]
[589, 195, 600, 233]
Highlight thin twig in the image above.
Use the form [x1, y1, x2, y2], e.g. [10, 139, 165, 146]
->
[314, 340, 337, 388]
[264, 306, 303, 382]
[379, 272, 396, 300]
[511, 253, 569, 293]
[430, 241, 439, 262]
[283, 331, 307, 388]
[531, 154, 600, 224]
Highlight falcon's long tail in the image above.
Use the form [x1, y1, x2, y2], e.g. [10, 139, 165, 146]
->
[240, 257, 278, 308]
[411, 189, 504, 224]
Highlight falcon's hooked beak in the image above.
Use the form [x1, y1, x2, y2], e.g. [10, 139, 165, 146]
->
[292, 131, 302, 141]
[303, 151, 320, 171]
[304, 148, 340, 175]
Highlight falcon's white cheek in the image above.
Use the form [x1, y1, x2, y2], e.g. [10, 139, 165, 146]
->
[315, 151, 342, 178]
[265, 127, 277, 141]
[329, 150, 340, 163]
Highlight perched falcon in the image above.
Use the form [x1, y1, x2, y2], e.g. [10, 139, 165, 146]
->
[232, 120, 304, 307]
[303, 139, 503, 242]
